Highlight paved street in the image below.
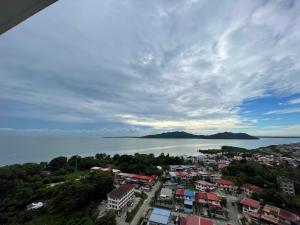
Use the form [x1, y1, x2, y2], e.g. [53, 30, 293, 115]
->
[129, 181, 161, 225]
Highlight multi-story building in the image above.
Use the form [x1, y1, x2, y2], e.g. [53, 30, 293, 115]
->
[106, 184, 135, 214]
[195, 180, 215, 192]
[215, 179, 237, 192]
[240, 197, 261, 213]
[196, 192, 222, 208]
[277, 176, 295, 197]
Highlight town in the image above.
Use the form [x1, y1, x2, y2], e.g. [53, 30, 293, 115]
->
[93, 144, 300, 225]
[1, 144, 300, 225]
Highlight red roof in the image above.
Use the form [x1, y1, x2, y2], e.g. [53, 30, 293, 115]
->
[240, 198, 261, 209]
[195, 180, 213, 186]
[216, 179, 234, 186]
[196, 192, 221, 202]
[176, 188, 185, 196]
[120, 184, 134, 190]
[279, 208, 300, 223]
[180, 215, 213, 225]
[242, 183, 263, 192]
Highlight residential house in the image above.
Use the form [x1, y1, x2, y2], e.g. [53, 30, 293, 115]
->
[261, 204, 300, 225]
[196, 192, 222, 208]
[215, 179, 236, 192]
[195, 180, 215, 192]
[160, 188, 173, 201]
[180, 215, 214, 225]
[176, 189, 195, 213]
[241, 183, 263, 196]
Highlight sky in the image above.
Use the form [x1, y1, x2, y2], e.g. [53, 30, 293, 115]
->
[1, 0, 300, 136]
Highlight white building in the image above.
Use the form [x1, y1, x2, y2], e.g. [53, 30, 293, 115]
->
[195, 180, 215, 192]
[107, 184, 135, 214]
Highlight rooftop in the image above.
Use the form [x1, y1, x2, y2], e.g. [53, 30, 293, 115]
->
[149, 207, 171, 225]
[107, 184, 134, 199]
[240, 197, 261, 209]
[216, 179, 234, 186]
[180, 215, 213, 225]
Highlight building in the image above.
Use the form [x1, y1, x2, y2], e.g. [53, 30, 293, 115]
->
[115, 172, 157, 186]
[241, 183, 263, 196]
[160, 188, 173, 201]
[106, 184, 135, 214]
[196, 192, 222, 208]
[240, 198, 261, 213]
[180, 215, 213, 225]
[90, 166, 121, 174]
[195, 180, 215, 192]
[215, 179, 236, 192]
[148, 208, 172, 225]
[240, 197, 261, 224]
[277, 176, 295, 197]
[261, 204, 300, 225]
[176, 189, 195, 213]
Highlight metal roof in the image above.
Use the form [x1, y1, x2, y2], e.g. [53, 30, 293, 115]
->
[149, 208, 171, 225]
[184, 189, 195, 197]
[184, 200, 193, 206]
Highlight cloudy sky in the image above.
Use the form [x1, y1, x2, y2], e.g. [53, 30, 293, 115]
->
[1, 0, 300, 136]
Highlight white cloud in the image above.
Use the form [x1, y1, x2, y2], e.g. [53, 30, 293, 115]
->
[287, 97, 300, 105]
[0, 0, 300, 134]
[264, 108, 300, 115]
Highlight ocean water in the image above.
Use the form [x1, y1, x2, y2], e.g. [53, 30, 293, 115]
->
[0, 132, 300, 165]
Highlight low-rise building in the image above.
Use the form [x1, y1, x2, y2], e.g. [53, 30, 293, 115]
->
[196, 192, 222, 208]
[215, 179, 236, 192]
[115, 172, 157, 186]
[277, 176, 295, 197]
[160, 188, 173, 201]
[195, 180, 215, 192]
[180, 215, 214, 225]
[261, 204, 300, 225]
[106, 184, 135, 214]
[240, 197, 261, 213]
[148, 207, 173, 225]
[241, 183, 263, 196]
[27, 202, 44, 210]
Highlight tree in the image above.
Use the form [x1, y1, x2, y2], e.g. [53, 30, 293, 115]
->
[96, 210, 116, 225]
[48, 156, 68, 171]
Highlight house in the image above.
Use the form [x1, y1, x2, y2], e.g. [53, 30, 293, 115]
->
[217, 162, 228, 170]
[196, 192, 222, 208]
[106, 184, 135, 214]
[277, 176, 295, 197]
[240, 198, 261, 213]
[175, 189, 195, 213]
[115, 172, 157, 186]
[148, 208, 172, 225]
[241, 183, 263, 196]
[175, 189, 195, 201]
[160, 188, 173, 201]
[215, 179, 236, 192]
[180, 215, 214, 225]
[261, 204, 300, 225]
[195, 180, 215, 192]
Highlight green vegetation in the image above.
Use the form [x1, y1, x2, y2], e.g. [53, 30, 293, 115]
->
[142, 131, 258, 139]
[0, 153, 182, 225]
[222, 160, 300, 214]
[96, 210, 116, 225]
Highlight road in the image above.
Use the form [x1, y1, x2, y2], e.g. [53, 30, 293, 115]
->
[129, 181, 161, 225]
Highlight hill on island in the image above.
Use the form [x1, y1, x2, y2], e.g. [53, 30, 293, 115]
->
[141, 131, 259, 139]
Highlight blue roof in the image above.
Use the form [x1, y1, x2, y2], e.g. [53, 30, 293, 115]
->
[184, 199, 193, 206]
[149, 208, 171, 225]
[184, 189, 195, 197]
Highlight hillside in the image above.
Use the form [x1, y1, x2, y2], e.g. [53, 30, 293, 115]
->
[141, 131, 258, 139]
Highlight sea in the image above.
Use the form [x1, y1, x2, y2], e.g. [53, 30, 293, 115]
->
[1, 132, 300, 165]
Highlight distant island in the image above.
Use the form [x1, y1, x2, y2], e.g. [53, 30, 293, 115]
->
[141, 131, 259, 139]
